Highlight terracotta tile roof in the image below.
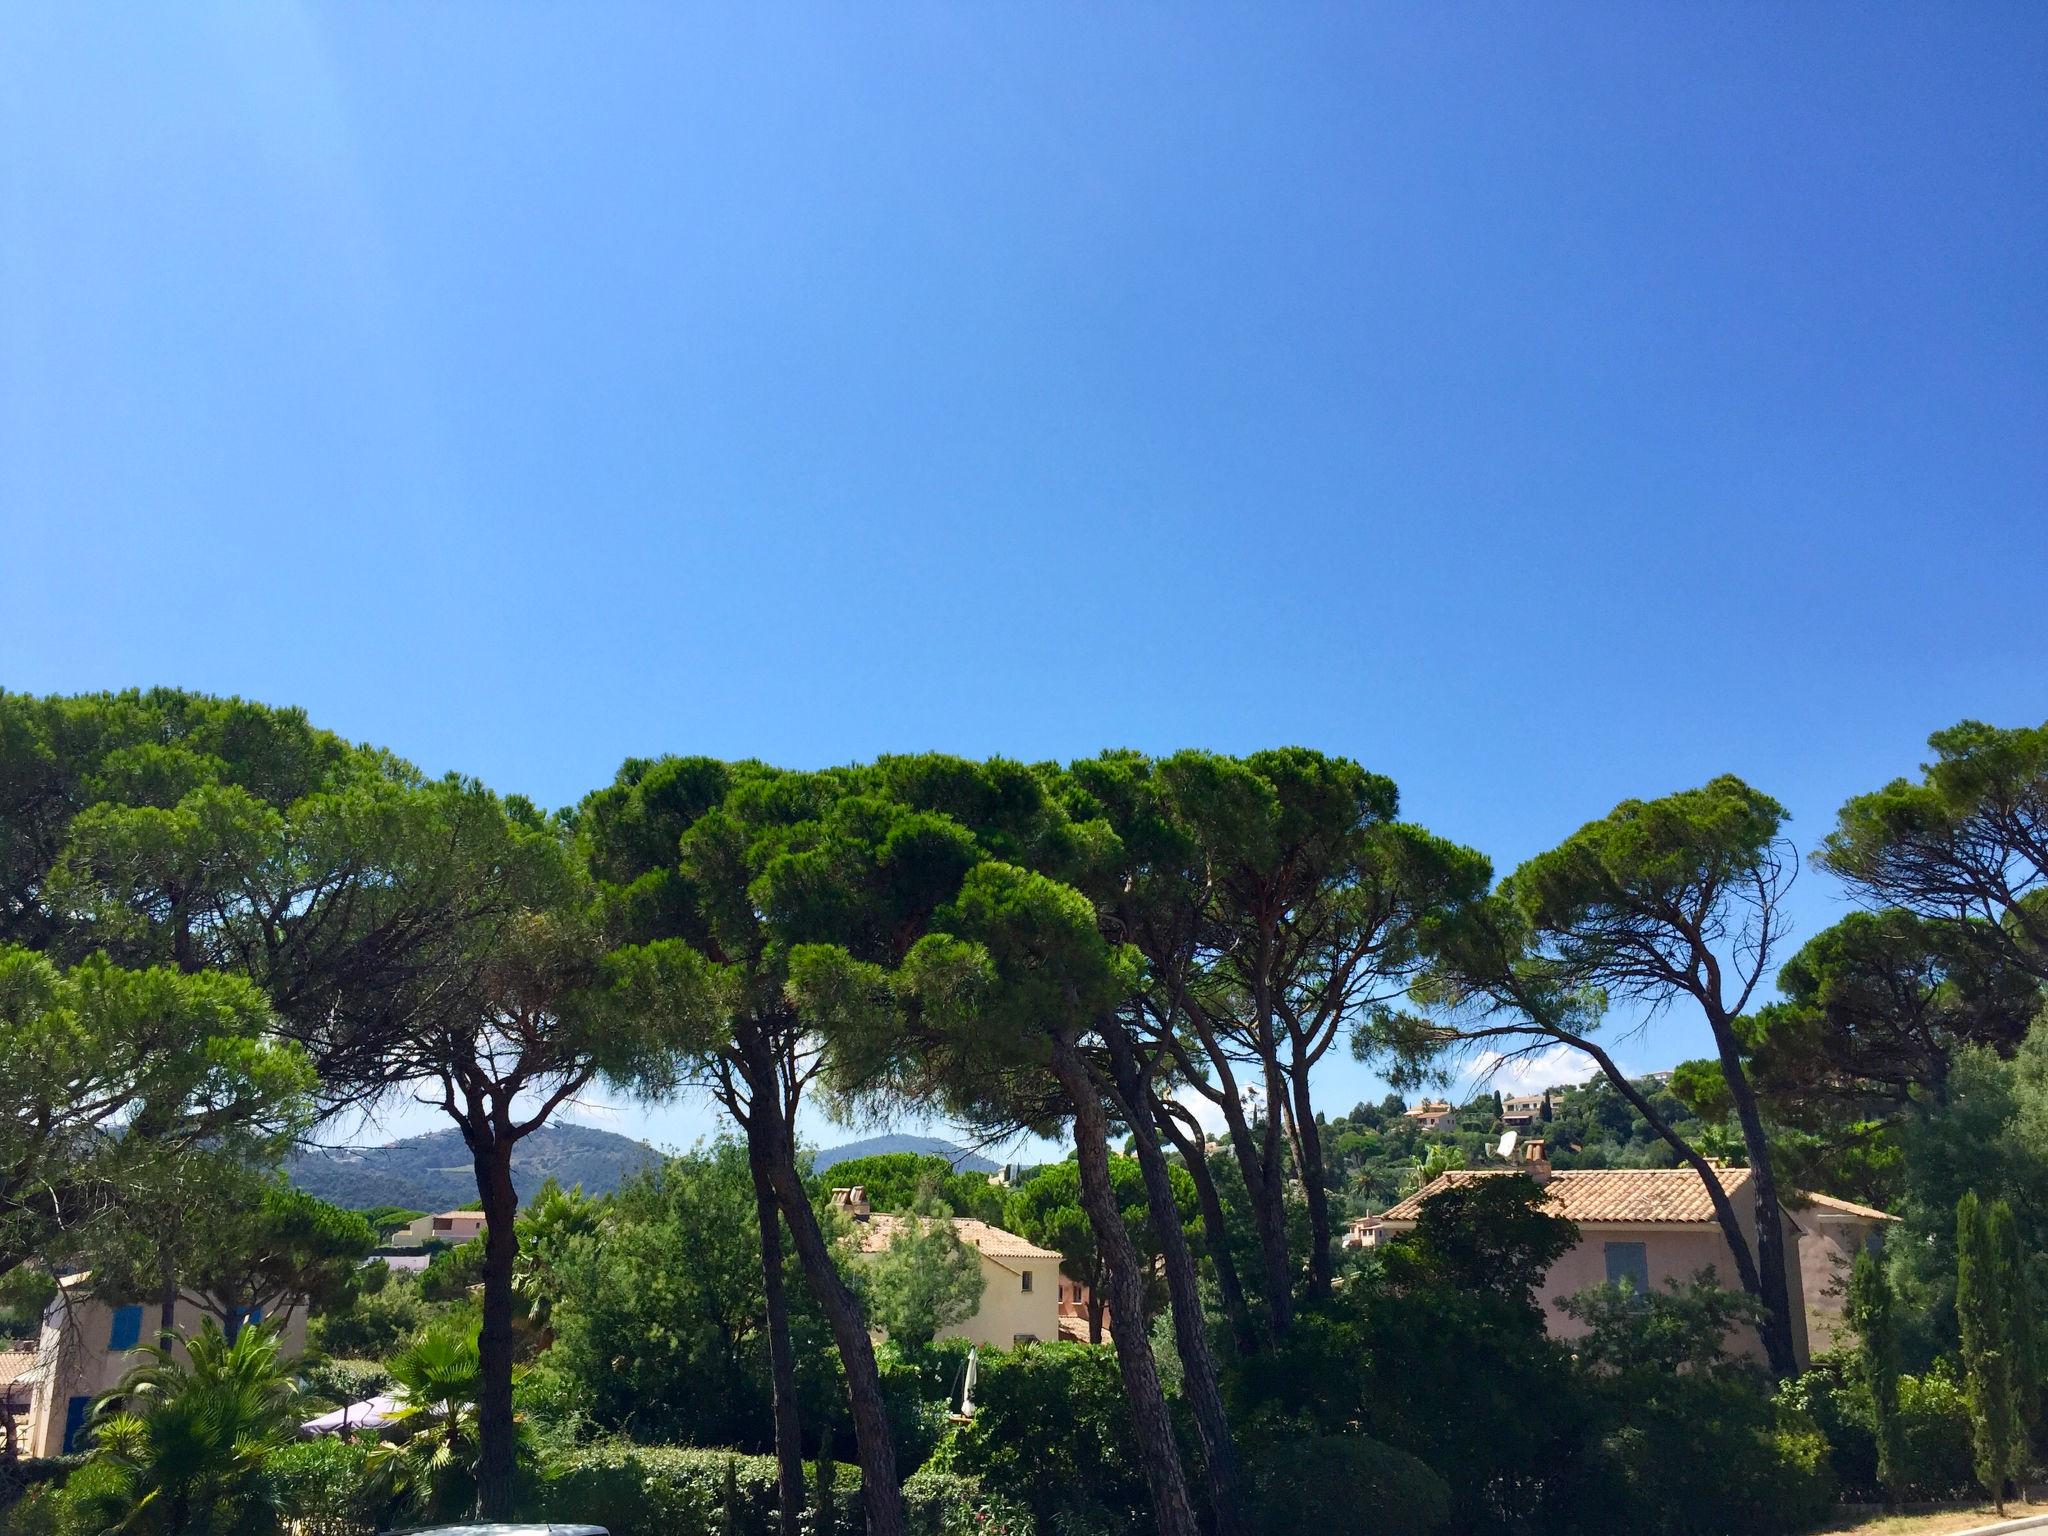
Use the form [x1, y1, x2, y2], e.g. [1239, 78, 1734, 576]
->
[0, 1350, 41, 1386]
[848, 1215, 1063, 1265]
[1377, 1166, 1756, 1225]
[1793, 1192, 1897, 1223]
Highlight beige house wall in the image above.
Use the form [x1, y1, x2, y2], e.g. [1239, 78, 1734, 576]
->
[936, 1253, 1059, 1349]
[1384, 1193, 1814, 1369]
[1537, 1210, 1811, 1368]
[22, 1289, 310, 1458]
[1798, 1212, 1883, 1356]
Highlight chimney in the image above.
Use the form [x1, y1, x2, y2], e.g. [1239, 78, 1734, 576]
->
[1522, 1139, 1552, 1185]
[830, 1186, 872, 1221]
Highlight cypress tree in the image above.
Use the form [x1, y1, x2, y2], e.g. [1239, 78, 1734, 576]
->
[1958, 1192, 2023, 1515]
[815, 1440, 837, 1535]
[1849, 1247, 1904, 1507]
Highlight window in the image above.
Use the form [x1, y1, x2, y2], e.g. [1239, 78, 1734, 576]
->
[62, 1395, 91, 1453]
[107, 1304, 143, 1352]
[1604, 1241, 1650, 1294]
[1011, 1333, 1038, 1346]
[1020, 1270, 1033, 1293]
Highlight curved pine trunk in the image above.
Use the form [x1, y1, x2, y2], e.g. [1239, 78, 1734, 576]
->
[1152, 1095, 1263, 1355]
[1050, 1037, 1201, 1536]
[1105, 1027, 1249, 1536]
[751, 1111, 904, 1536]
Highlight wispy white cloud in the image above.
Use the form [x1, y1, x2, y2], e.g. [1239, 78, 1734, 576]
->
[1458, 1043, 1611, 1094]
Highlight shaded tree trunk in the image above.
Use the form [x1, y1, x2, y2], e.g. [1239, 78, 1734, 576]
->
[747, 1136, 806, 1536]
[1049, 1036, 1200, 1536]
[746, 1089, 903, 1536]
[1707, 1011, 1801, 1380]
[1152, 1093, 1263, 1355]
[1287, 1065, 1336, 1301]
[469, 1125, 522, 1521]
[1105, 1024, 1249, 1536]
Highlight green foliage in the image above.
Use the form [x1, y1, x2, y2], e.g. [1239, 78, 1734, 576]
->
[1956, 1190, 2025, 1506]
[1245, 1432, 1450, 1536]
[293, 1357, 391, 1413]
[1848, 1249, 1905, 1501]
[305, 1267, 432, 1359]
[363, 1318, 483, 1522]
[900, 1465, 1036, 1536]
[0, 947, 314, 1277]
[1001, 1156, 1191, 1336]
[525, 1444, 862, 1536]
[419, 1235, 488, 1302]
[820, 1154, 1004, 1224]
[1782, 1355, 1978, 1502]
[1820, 718, 2048, 985]
[947, 1342, 1150, 1534]
[262, 1439, 374, 1536]
[64, 1321, 301, 1536]
[1558, 1271, 1767, 1379]
[863, 1210, 986, 1350]
[543, 1145, 842, 1454]
[1229, 1179, 1594, 1536]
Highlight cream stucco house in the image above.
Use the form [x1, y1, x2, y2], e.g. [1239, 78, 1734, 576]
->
[17, 1276, 311, 1458]
[1376, 1141, 1893, 1370]
[386, 1210, 487, 1250]
[834, 1188, 1063, 1349]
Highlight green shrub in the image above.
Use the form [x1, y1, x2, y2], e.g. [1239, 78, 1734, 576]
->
[1248, 1432, 1450, 1536]
[946, 1342, 1150, 1534]
[1893, 1364, 1977, 1500]
[1778, 1356, 1880, 1499]
[5, 1461, 138, 1536]
[527, 1444, 861, 1536]
[264, 1439, 375, 1536]
[901, 1465, 1036, 1536]
[1593, 1383, 1836, 1536]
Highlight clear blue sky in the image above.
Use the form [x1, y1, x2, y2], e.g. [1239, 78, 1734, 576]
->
[3, 6, 2043, 1155]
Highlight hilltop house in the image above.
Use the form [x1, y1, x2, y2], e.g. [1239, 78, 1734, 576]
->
[833, 1188, 1062, 1348]
[1501, 1093, 1547, 1128]
[17, 1275, 311, 1458]
[1404, 1100, 1455, 1132]
[386, 1211, 487, 1250]
[1375, 1140, 1893, 1370]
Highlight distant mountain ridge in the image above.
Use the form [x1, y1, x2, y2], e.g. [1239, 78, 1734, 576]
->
[810, 1134, 998, 1174]
[290, 1124, 998, 1212]
[288, 1123, 661, 1212]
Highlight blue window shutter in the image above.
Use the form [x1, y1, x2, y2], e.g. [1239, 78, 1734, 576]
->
[62, 1395, 91, 1453]
[108, 1305, 142, 1351]
[1603, 1241, 1650, 1293]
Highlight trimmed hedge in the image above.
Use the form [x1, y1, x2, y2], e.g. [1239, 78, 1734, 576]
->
[1249, 1434, 1450, 1536]
[524, 1445, 863, 1536]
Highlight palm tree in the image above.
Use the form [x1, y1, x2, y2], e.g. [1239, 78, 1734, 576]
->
[85, 1320, 299, 1534]
[364, 1319, 483, 1521]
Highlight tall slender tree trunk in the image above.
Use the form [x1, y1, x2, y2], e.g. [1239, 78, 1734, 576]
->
[1105, 1026, 1248, 1536]
[1215, 1085, 1295, 1338]
[1049, 1037, 1200, 1536]
[1152, 1094, 1262, 1355]
[157, 1250, 178, 1342]
[1287, 1065, 1336, 1301]
[1707, 1013, 1800, 1380]
[748, 1101, 904, 1536]
[470, 1126, 522, 1521]
[747, 1136, 806, 1536]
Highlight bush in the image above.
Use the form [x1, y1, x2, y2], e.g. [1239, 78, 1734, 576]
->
[1248, 1433, 1450, 1536]
[264, 1439, 375, 1536]
[6, 1462, 137, 1536]
[1593, 1383, 1836, 1536]
[946, 1342, 1151, 1534]
[526, 1444, 861, 1536]
[901, 1465, 1036, 1536]
[1893, 1364, 1977, 1500]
